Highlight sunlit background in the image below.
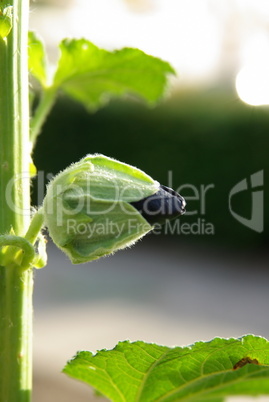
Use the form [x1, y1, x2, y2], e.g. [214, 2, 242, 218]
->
[31, 0, 269, 104]
[30, 1, 268, 401]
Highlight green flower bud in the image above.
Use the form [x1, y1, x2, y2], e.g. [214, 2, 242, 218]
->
[43, 154, 185, 264]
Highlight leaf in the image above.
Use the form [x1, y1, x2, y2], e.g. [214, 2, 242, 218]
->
[63, 335, 269, 402]
[28, 31, 48, 87]
[0, 6, 12, 39]
[53, 39, 175, 110]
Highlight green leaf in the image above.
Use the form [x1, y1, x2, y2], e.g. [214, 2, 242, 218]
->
[0, 6, 12, 39]
[28, 31, 48, 87]
[53, 39, 175, 110]
[63, 335, 269, 402]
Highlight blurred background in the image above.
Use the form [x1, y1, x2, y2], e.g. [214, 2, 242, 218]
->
[29, 0, 268, 401]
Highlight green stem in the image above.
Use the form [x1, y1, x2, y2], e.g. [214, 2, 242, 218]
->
[0, 264, 33, 402]
[24, 207, 45, 244]
[30, 87, 57, 146]
[0, 0, 33, 401]
[0, 235, 35, 268]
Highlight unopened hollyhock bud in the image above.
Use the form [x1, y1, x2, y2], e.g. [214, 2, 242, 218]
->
[43, 154, 186, 264]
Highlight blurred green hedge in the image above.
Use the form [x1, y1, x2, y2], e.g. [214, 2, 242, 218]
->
[33, 87, 268, 249]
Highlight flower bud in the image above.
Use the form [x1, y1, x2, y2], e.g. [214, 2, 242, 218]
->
[131, 185, 186, 225]
[43, 154, 186, 264]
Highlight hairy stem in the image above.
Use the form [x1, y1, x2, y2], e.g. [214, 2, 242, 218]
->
[0, 0, 33, 401]
[24, 207, 45, 244]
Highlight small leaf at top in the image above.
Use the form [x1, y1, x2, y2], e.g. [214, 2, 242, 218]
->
[53, 38, 175, 110]
[0, 6, 12, 39]
[63, 335, 269, 402]
[28, 31, 48, 87]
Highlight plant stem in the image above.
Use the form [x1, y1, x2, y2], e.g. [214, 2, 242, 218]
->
[24, 207, 45, 245]
[0, 0, 33, 401]
[0, 235, 35, 268]
[0, 265, 33, 402]
[30, 87, 57, 146]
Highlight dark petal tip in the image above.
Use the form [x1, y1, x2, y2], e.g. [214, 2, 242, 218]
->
[130, 184, 186, 225]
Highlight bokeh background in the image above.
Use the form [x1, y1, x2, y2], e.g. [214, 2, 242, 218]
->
[30, 1, 268, 401]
